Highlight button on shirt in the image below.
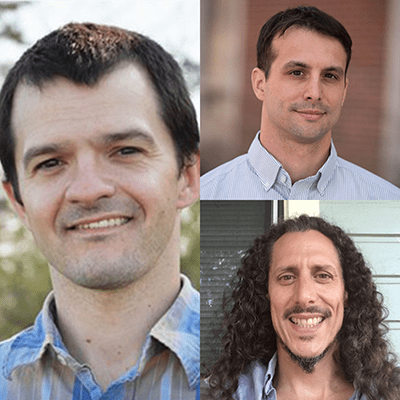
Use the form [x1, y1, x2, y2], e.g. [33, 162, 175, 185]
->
[233, 353, 367, 400]
[0, 275, 200, 400]
[200, 133, 400, 200]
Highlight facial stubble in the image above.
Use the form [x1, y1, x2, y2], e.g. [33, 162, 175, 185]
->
[277, 334, 336, 373]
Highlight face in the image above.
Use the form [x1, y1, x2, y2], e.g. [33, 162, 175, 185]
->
[3, 64, 198, 290]
[268, 230, 347, 359]
[253, 27, 348, 145]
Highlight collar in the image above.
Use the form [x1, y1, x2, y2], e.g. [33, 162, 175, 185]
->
[262, 353, 363, 400]
[150, 274, 199, 388]
[248, 132, 338, 195]
[3, 275, 199, 389]
[263, 353, 277, 397]
[2, 291, 76, 381]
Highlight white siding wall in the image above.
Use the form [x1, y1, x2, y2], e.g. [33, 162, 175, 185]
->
[320, 201, 400, 358]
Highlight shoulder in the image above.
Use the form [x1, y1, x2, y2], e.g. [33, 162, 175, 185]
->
[0, 328, 32, 391]
[0, 310, 46, 386]
[200, 154, 257, 199]
[233, 360, 268, 399]
[201, 154, 249, 184]
[335, 157, 400, 199]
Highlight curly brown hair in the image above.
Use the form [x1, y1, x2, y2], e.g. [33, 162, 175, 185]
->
[207, 215, 400, 400]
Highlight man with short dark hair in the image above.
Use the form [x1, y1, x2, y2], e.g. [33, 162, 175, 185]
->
[207, 215, 400, 400]
[0, 23, 200, 399]
[201, 6, 400, 200]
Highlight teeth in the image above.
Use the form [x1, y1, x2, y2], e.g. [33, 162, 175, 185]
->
[291, 316, 323, 328]
[76, 217, 129, 230]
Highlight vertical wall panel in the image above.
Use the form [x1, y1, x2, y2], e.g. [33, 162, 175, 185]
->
[200, 201, 273, 375]
[320, 201, 400, 359]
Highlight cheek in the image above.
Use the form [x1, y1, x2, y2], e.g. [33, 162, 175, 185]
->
[330, 90, 346, 109]
[268, 288, 288, 324]
[21, 181, 65, 229]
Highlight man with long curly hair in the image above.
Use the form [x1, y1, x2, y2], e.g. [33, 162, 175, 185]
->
[207, 215, 400, 399]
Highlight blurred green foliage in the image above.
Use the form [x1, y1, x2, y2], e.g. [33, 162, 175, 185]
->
[0, 198, 199, 341]
[181, 200, 200, 290]
[0, 199, 52, 341]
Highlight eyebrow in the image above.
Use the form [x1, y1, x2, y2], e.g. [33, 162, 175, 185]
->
[100, 130, 156, 147]
[23, 129, 156, 171]
[283, 60, 344, 76]
[275, 266, 298, 275]
[23, 143, 69, 171]
[275, 264, 337, 275]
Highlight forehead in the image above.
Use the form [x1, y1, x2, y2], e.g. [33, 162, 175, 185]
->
[11, 63, 169, 158]
[270, 230, 341, 272]
[270, 27, 347, 69]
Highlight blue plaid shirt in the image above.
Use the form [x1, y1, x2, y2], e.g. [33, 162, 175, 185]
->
[0, 275, 199, 399]
[233, 353, 367, 400]
[201, 133, 400, 200]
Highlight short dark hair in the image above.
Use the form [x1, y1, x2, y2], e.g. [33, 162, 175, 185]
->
[208, 215, 400, 400]
[0, 22, 199, 204]
[257, 6, 352, 79]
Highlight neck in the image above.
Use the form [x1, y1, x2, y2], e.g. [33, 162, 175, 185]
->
[274, 345, 354, 400]
[259, 126, 331, 184]
[50, 226, 181, 391]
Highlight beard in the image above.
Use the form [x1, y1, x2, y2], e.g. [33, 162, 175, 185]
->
[277, 335, 336, 374]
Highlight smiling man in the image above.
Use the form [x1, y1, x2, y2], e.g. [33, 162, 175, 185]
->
[201, 6, 400, 199]
[207, 215, 400, 400]
[0, 23, 200, 399]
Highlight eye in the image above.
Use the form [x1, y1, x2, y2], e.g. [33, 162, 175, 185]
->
[325, 73, 338, 80]
[290, 70, 304, 77]
[279, 274, 296, 285]
[116, 146, 142, 156]
[316, 273, 332, 282]
[35, 158, 63, 171]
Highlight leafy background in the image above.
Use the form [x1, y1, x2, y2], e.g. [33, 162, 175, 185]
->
[0, 1, 199, 341]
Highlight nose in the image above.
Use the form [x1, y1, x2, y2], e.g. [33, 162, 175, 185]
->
[303, 75, 322, 101]
[65, 156, 116, 205]
[294, 275, 317, 306]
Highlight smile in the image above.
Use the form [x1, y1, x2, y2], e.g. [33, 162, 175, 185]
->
[290, 316, 324, 328]
[74, 217, 131, 230]
[296, 111, 325, 121]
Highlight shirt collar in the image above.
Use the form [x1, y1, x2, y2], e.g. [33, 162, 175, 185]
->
[262, 352, 363, 400]
[248, 132, 338, 195]
[3, 275, 199, 389]
[263, 352, 277, 397]
[3, 291, 84, 380]
[150, 274, 199, 389]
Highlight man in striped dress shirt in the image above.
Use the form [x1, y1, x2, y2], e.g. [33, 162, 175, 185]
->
[201, 6, 400, 200]
[0, 23, 200, 399]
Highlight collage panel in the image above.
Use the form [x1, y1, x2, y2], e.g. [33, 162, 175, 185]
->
[201, 1, 400, 200]
[0, 2, 200, 399]
[200, 200, 400, 399]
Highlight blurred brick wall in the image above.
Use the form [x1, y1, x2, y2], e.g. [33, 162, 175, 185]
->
[242, 0, 387, 177]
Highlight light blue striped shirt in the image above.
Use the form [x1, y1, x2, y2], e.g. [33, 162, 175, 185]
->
[201, 133, 400, 200]
[233, 353, 367, 400]
[0, 275, 199, 400]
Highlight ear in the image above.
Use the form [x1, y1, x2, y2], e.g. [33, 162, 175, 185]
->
[341, 77, 349, 107]
[344, 290, 348, 308]
[176, 152, 200, 209]
[251, 67, 267, 101]
[2, 181, 30, 229]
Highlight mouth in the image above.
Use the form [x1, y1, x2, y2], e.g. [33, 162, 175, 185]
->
[295, 110, 325, 121]
[289, 316, 325, 328]
[68, 217, 132, 231]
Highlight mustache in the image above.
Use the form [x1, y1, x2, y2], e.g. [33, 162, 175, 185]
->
[283, 305, 332, 320]
[290, 102, 331, 114]
[57, 198, 142, 228]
